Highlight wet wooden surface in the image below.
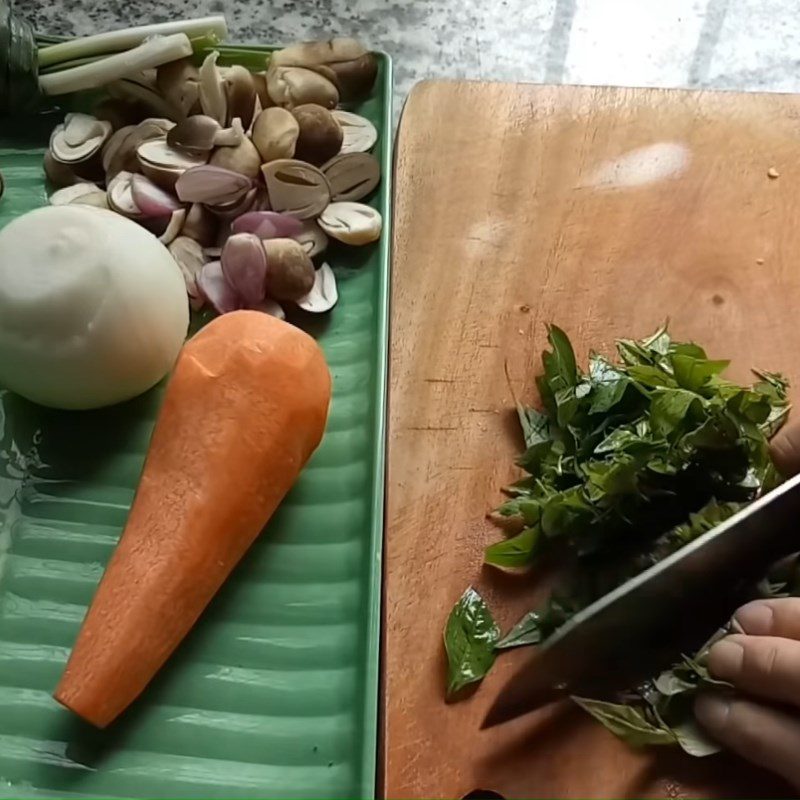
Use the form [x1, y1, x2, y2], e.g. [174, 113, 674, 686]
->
[385, 81, 800, 799]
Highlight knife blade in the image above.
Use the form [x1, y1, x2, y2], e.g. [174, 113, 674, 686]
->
[482, 471, 800, 729]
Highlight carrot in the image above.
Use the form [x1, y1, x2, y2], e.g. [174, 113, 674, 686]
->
[54, 310, 332, 727]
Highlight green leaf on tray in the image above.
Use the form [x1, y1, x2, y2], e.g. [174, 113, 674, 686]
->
[444, 587, 500, 698]
[443, 322, 792, 757]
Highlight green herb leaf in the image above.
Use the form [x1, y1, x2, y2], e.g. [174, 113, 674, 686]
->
[444, 587, 500, 699]
[484, 526, 541, 569]
[573, 697, 676, 747]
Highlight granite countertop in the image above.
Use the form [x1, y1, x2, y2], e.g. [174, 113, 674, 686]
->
[21, 0, 800, 116]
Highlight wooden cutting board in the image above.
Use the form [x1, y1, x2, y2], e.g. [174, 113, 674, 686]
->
[385, 81, 800, 799]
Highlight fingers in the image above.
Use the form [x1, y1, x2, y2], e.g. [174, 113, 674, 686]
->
[770, 418, 800, 477]
[707, 634, 800, 707]
[695, 694, 800, 789]
[735, 598, 800, 640]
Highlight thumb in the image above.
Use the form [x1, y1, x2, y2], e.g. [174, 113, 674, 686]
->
[770, 417, 800, 477]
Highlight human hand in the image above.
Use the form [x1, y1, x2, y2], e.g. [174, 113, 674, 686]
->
[695, 418, 800, 788]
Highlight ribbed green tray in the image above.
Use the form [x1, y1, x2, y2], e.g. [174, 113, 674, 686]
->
[0, 45, 391, 799]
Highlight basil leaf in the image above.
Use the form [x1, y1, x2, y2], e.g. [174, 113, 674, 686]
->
[444, 587, 499, 698]
[484, 526, 541, 569]
[573, 697, 676, 747]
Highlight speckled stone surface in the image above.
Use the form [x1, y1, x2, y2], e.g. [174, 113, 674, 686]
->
[18, 0, 800, 118]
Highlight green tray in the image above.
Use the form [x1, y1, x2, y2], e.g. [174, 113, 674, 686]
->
[0, 44, 391, 799]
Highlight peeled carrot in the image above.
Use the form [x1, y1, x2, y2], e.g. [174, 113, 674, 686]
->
[54, 310, 331, 727]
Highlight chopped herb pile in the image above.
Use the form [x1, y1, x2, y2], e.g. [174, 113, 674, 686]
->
[443, 324, 791, 754]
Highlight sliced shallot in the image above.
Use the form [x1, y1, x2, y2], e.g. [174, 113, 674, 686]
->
[131, 173, 182, 218]
[197, 260, 240, 314]
[175, 165, 252, 205]
[231, 210, 303, 240]
[221, 233, 268, 307]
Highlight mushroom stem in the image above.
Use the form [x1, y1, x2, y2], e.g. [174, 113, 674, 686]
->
[38, 34, 194, 96]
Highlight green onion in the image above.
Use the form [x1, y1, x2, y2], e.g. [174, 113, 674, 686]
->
[0, 2, 228, 113]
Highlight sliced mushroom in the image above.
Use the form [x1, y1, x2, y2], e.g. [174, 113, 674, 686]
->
[262, 238, 316, 301]
[333, 110, 378, 154]
[49, 183, 108, 208]
[43, 151, 86, 188]
[168, 235, 206, 306]
[225, 65, 257, 129]
[324, 52, 378, 102]
[181, 202, 219, 246]
[158, 208, 188, 245]
[107, 78, 183, 122]
[321, 152, 380, 202]
[103, 118, 175, 180]
[271, 38, 377, 101]
[50, 113, 112, 163]
[253, 298, 286, 319]
[251, 107, 299, 163]
[297, 262, 338, 312]
[137, 137, 208, 190]
[209, 134, 261, 179]
[156, 58, 201, 117]
[292, 104, 343, 166]
[318, 201, 382, 245]
[205, 186, 258, 220]
[107, 171, 142, 217]
[199, 51, 228, 126]
[251, 71, 272, 109]
[266, 66, 338, 110]
[176, 165, 252, 206]
[167, 115, 244, 154]
[261, 158, 331, 219]
[294, 219, 329, 258]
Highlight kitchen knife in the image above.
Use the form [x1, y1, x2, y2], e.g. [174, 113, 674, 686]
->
[482, 471, 800, 729]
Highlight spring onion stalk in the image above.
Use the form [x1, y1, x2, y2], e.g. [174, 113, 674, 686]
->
[36, 15, 227, 68]
[38, 33, 193, 95]
[0, 4, 230, 112]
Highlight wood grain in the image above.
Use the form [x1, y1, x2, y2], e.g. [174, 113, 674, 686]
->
[385, 81, 800, 799]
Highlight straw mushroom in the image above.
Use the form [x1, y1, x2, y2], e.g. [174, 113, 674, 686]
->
[168, 115, 244, 154]
[261, 159, 330, 218]
[107, 171, 142, 218]
[266, 66, 338, 110]
[294, 219, 328, 258]
[180, 203, 219, 246]
[49, 183, 109, 209]
[321, 152, 379, 202]
[271, 38, 377, 101]
[49, 113, 112, 165]
[251, 107, 299, 163]
[43, 151, 86, 188]
[198, 51, 228, 125]
[137, 138, 208, 190]
[297, 262, 338, 312]
[292, 104, 343, 166]
[262, 238, 316, 300]
[103, 118, 175, 181]
[318, 201, 382, 245]
[156, 58, 201, 117]
[209, 134, 262, 179]
[107, 78, 183, 122]
[333, 110, 378, 154]
[225, 65, 257, 129]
